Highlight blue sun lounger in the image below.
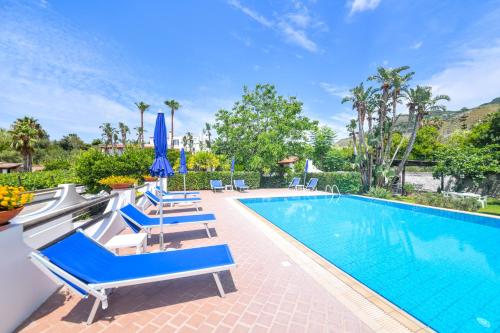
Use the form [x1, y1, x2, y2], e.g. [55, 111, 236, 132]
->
[210, 180, 224, 192]
[234, 179, 249, 192]
[30, 230, 235, 325]
[119, 204, 215, 238]
[154, 186, 200, 197]
[288, 177, 300, 189]
[305, 178, 318, 191]
[145, 191, 201, 211]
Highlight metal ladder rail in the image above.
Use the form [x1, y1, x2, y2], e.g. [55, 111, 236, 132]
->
[324, 184, 341, 199]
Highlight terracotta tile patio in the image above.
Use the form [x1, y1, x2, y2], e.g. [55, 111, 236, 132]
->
[17, 189, 411, 333]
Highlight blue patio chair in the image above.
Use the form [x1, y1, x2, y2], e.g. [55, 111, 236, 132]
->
[30, 230, 235, 325]
[234, 179, 249, 192]
[145, 191, 201, 212]
[210, 180, 224, 192]
[119, 204, 215, 239]
[305, 178, 318, 191]
[288, 177, 300, 189]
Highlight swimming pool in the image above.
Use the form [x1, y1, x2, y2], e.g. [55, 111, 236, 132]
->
[239, 195, 500, 332]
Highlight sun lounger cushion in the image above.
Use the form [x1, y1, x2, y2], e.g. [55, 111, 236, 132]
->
[146, 191, 201, 204]
[120, 204, 215, 233]
[41, 232, 234, 285]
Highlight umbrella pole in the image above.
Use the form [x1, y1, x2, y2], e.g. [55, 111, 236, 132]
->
[183, 174, 186, 198]
[159, 177, 164, 251]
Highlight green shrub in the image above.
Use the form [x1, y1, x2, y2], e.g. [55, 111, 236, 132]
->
[403, 183, 416, 195]
[0, 170, 80, 190]
[414, 193, 481, 212]
[158, 171, 260, 190]
[260, 172, 362, 193]
[367, 186, 392, 199]
[261, 175, 289, 188]
[43, 158, 71, 171]
[75, 148, 155, 192]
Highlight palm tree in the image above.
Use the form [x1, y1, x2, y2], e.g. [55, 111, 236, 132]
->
[203, 122, 212, 149]
[384, 67, 414, 161]
[346, 119, 358, 156]
[395, 86, 450, 177]
[134, 102, 150, 148]
[10, 117, 45, 172]
[186, 131, 194, 153]
[118, 122, 130, 146]
[342, 83, 374, 189]
[99, 122, 114, 153]
[164, 99, 181, 148]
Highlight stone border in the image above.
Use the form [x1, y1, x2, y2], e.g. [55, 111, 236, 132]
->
[228, 193, 434, 333]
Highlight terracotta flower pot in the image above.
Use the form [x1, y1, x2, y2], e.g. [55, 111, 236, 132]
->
[143, 177, 156, 182]
[0, 207, 23, 226]
[110, 183, 134, 190]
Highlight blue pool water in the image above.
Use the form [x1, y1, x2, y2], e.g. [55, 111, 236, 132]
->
[240, 195, 500, 332]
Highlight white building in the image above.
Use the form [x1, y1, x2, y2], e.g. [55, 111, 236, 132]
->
[147, 131, 209, 152]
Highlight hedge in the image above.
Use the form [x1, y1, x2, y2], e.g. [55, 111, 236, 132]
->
[261, 172, 362, 193]
[0, 170, 80, 190]
[155, 171, 260, 191]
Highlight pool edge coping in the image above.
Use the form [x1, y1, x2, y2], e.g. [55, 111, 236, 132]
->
[228, 193, 435, 333]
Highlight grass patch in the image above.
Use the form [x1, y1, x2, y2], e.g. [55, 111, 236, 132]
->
[478, 198, 500, 216]
[393, 194, 500, 217]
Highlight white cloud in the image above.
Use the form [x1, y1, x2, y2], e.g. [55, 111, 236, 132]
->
[287, 12, 311, 28]
[319, 82, 350, 98]
[425, 41, 500, 109]
[227, 0, 320, 53]
[410, 41, 423, 50]
[277, 21, 318, 53]
[227, 0, 272, 27]
[348, 0, 381, 15]
[0, 2, 155, 140]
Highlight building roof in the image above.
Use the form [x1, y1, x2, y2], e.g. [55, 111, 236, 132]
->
[277, 156, 299, 165]
[0, 162, 22, 169]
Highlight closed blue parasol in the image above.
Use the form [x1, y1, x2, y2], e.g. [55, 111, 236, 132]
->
[179, 148, 188, 194]
[230, 157, 235, 190]
[303, 159, 309, 187]
[149, 112, 174, 250]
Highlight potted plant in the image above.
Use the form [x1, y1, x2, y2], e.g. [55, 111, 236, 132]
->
[98, 176, 137, 190]
[0, 186, 33, 226]
[143, 175, 157, 182]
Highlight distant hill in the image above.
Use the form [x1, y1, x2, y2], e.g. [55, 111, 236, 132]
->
[335, 97, 500, 144]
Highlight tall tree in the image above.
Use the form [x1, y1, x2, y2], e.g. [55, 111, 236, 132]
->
[213, 84, 317, 174]
[134, 101, 150, 148]
[59, 133, 86, 151]
[164, 99, 181, 148]
[383, 67, 414, 161]
[312, 126, 337, 170]
[346, 120, 358, 157]
[342, 83, 374, 189]
[99, 122, 114, 153]
[10, 117, 45, 172]
[394, 86, 450, 177]
[203, 122, 212, 149]
[118, 122, 130, 145]
[186, 131, 194, 153]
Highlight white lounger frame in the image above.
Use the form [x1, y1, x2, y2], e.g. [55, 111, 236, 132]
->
[30, 251, 235, 325]
[120, 210, 215, 239]
[145, 193, 201, 212]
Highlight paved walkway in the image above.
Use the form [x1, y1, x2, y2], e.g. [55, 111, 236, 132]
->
[18, 189, 375, 333]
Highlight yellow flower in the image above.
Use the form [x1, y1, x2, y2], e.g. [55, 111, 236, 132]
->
[1, 201, 8, 207]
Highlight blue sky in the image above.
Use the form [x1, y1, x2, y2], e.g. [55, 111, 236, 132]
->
[1, 0, 500, 141]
